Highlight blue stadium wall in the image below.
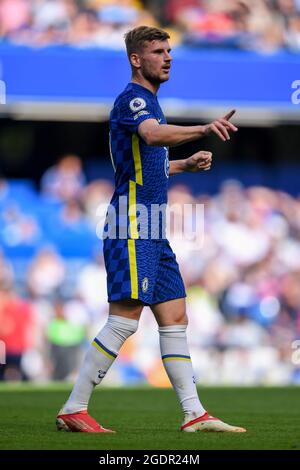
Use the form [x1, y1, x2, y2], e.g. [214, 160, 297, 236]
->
[0, 44, 300, 111]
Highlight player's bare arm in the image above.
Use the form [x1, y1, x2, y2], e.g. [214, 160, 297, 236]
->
[138, 110, 238, 147]
[169, 151, 212, 175]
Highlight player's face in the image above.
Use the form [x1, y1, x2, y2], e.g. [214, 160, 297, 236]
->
[138, 40, 172, 84]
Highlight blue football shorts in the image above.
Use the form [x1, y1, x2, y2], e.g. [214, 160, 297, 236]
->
[103, 238, 186, 305]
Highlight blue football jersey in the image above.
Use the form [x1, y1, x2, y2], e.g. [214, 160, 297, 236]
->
[108, 82, 169, 240]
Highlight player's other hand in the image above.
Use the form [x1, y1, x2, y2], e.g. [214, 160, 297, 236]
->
[186, 151, 213, 172]
[203, 109, 238, 142]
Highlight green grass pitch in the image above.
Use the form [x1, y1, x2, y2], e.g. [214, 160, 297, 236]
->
[0, 384, 299, 450]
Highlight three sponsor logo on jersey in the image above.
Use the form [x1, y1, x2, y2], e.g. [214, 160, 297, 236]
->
[164, 154, 170, 178]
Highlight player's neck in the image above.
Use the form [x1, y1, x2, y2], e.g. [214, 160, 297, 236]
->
[131, 76, 159, 95]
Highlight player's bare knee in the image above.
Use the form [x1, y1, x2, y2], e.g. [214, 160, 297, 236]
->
[109, 299, 143, 321]
[165, 312, 188, 326]
[174, 313, 188, 325]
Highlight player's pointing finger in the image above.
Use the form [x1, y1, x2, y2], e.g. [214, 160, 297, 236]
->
[223, 109, 236, 121]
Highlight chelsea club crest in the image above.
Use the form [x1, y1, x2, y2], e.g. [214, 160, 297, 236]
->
[142, 277, 149, 293]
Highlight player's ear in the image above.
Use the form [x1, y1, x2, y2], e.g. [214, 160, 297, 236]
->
[130, 53, 141, 69]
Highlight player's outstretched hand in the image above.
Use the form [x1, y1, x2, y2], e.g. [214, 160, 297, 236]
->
[185, 151, 213, 172]
[203, 109, 238, 141]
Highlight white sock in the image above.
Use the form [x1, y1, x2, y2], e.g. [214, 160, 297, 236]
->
[159, 324, 206, 419]
[62, 315, 138, 413]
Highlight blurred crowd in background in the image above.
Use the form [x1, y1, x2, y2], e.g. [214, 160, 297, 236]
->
[0, 0, 300, 52]
[1, 154, 300, 385]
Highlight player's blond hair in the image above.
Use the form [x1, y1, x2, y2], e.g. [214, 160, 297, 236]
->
[124, 26, 170, 58]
